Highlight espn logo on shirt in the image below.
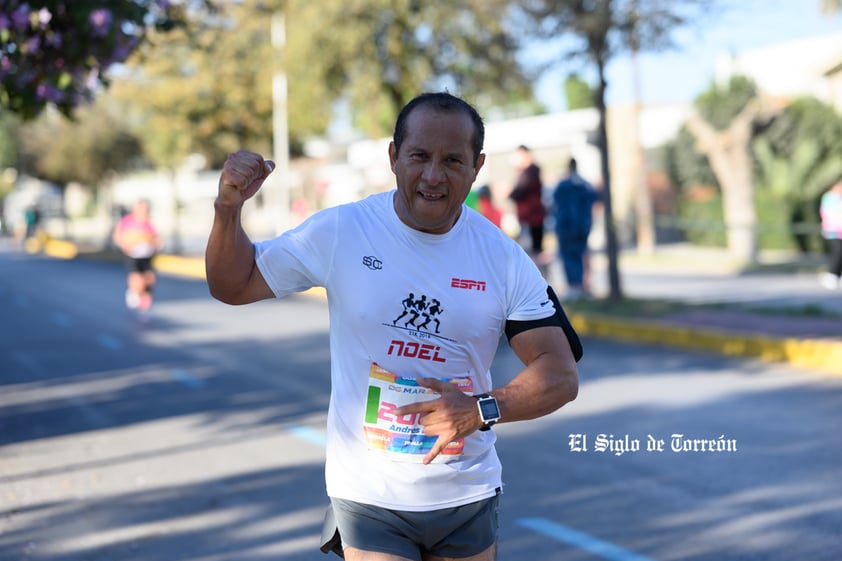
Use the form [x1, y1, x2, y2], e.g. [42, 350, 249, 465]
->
[451, 278, 486, 291]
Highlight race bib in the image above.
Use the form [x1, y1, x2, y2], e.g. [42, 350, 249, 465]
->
[363, 363, 473, 462]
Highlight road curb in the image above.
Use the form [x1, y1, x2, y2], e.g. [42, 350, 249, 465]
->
[153, 254, 207, 279]
[29, 237, 79, 259]
[569, 313, 842, 377]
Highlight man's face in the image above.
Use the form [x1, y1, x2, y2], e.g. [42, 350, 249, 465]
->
[390, 106, 485, 234]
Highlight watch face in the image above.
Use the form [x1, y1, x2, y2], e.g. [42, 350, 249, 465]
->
[479, 397, 500, 421]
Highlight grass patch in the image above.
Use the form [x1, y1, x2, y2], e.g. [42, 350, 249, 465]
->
[563, 297, 685, 318]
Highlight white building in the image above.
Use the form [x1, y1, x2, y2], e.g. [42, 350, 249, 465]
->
[715, 31, 842, 110]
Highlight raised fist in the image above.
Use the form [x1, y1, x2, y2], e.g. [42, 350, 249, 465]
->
[217, 150, 275, 208]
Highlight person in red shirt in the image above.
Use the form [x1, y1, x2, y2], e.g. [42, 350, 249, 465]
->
[508, 145, 546, 255]
[476, 185, 502, 228]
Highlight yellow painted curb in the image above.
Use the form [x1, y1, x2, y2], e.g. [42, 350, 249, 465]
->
[153, 254, 207, 279]
[33, 238, 79, 259]
[151, 254, 327, 301]
[569, 313, 842, 377]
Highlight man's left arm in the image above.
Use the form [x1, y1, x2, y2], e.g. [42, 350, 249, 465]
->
[494, 325, 578, 423]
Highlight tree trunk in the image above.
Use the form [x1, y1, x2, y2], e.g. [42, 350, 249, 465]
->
[595, 58, 623, 300]
[685, 101, 761, 263]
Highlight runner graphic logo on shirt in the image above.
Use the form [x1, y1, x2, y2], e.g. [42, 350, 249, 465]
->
[390, 292, 445, 334]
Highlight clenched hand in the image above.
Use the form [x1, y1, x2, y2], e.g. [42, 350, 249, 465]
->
[217, 150, 275, 208]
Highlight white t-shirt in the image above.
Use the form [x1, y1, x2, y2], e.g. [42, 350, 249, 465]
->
[255, 190, 556, 511]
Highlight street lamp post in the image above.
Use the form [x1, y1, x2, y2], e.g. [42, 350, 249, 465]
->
[271, 10, 290, 234]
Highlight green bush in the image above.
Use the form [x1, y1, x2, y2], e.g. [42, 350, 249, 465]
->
[676, 191, 726, 247]
[676, 189, 824, 252]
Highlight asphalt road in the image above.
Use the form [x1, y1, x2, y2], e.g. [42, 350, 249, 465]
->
[2, 247, 841, 561]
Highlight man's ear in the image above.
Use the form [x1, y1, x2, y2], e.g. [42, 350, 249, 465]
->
[388, 141, 398, 173]
[473, 152, 486, 178]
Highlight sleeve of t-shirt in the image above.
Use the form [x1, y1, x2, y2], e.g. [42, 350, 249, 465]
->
[505, 286, 583, 362]
[254, 207, 338, 298]
[503, 244, 583, 361]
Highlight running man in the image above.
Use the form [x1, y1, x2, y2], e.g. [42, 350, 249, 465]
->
[206, 92, 581, 561]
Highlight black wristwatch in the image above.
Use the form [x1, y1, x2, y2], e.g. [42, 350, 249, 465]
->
[475, 393, 501, 431]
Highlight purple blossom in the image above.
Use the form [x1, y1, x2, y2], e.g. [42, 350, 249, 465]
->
[3, 0, 188, 118]
[24, 35, 41, 54]
[89, 8, 113, 37]
[14, 68, 37, 92]
[12, 4, 32, 32]
[0, 56, 10, 81]
[46, 32, 63, 49]
[109, 36, 140, 64]
[37, 8, 52, 27]
[84, 68, 100, 90]
[36, 82, 65, 103]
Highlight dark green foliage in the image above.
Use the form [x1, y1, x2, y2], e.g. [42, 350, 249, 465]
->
[695, 75, 758, 130]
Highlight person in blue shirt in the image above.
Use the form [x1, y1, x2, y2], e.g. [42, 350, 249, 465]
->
[552, 158, 599, 299]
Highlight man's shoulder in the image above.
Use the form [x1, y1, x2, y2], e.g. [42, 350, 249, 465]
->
[313, 190, 393, 235]
[353, 190, 392, 208]
[324, 190, 391, 216]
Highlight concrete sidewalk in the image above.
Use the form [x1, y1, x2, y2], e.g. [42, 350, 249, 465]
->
[34, 237, 842, 377]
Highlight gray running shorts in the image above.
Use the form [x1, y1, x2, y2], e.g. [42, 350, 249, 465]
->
[319, 491, 500, 560]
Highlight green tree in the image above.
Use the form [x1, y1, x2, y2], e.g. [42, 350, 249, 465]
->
[516, 0, 717, 300]
[17, 98, 142, 189]
[0, 109, 19, 205]
[110, 1, 275, 170]
[664, 126, 719, 194]
[0, 109, 19, 171]
[754, 96, 842, 252]
[684, 75, 773, 261]
[109, 0, 538, 165]
[563, 73, 595, 109]
[287, 0, 538, 138]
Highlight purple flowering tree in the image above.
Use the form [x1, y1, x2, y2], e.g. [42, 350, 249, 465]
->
[0, 1, 211, 120]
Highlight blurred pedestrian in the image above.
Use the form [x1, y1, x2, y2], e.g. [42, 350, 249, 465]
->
[112, 199, 162, 311]
[819, 179, 842, 290]
[553, 158, 599, 299]
[24, 206, 40, 239]
[476, 184, 502, 228]
[206, 92, 581, 561]
[508, 145, 546, 255]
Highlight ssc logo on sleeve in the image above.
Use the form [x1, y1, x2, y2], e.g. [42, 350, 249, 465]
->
[363, 255, 383, 270]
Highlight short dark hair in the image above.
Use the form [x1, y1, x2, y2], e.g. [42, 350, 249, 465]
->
[568, 157, 578, 172]
[393, 92, 485, 166]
